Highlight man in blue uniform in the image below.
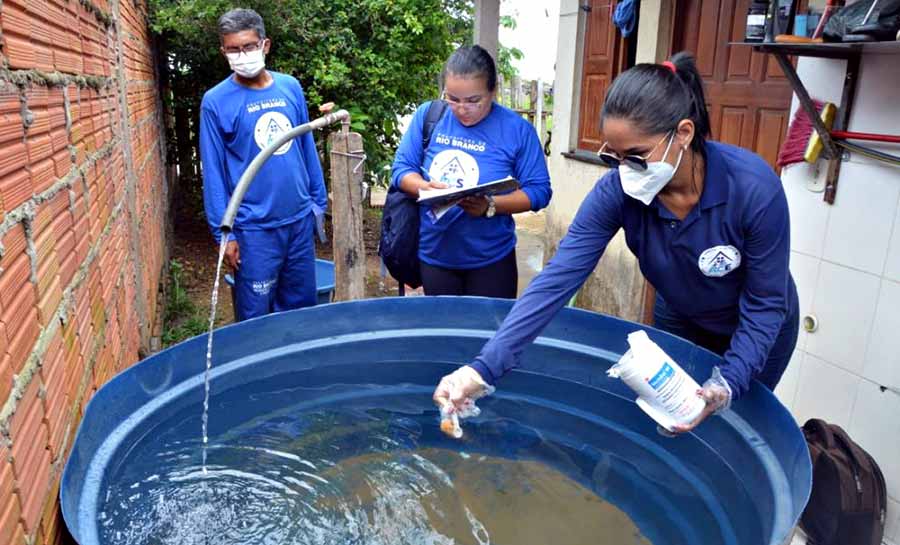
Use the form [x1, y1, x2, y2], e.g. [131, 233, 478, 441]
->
[200, 8, 326, 321]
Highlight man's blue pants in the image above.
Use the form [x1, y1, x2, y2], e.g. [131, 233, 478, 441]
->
[233, 212, 316, 321]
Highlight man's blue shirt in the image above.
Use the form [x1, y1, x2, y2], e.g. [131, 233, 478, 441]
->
[200, 72, 326, 242]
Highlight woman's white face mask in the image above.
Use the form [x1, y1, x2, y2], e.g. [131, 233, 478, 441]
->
[618, 132, 684, 205]
[227, 49, 266, 79]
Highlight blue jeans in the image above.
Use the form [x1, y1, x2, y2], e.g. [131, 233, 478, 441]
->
[233, 213, 316, 321]
[652, 290, 799, 391]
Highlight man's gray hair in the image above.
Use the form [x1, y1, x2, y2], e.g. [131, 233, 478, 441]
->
[218, 8, 266, 40]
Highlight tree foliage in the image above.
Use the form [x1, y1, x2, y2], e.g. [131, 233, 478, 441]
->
[151, 0, 476, 183]
[497, 14, 523, 82]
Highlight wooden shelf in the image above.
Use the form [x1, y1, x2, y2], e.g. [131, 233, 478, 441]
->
[728, 40, 899, 203]
[731, 40, 900, 59]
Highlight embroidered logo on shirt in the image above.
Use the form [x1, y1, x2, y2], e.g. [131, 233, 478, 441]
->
[251, 278, 277, 295]
[428, 149, 480, 189]
[698, 245, 741, 277]
[254, 111, 293, 155]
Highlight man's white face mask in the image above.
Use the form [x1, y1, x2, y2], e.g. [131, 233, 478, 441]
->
[227, 49, 266, 79]
[618, 132, 684, 205]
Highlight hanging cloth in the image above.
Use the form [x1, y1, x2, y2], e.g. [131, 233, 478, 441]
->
[613, 0, 638, 37]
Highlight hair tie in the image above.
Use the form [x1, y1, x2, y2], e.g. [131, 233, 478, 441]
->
[662, 61, 677, 74]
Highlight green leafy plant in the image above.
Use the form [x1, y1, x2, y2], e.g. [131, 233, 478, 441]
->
[151, 0, 476, 184]
[497, 13, 523, 82]
[162, 260, 209, 347]
[164, 260, 194, 322]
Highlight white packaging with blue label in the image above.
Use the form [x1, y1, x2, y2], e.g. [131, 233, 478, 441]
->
[607, 330, 705, 431]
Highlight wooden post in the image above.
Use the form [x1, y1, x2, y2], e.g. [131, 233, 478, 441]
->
[473, 0, 500, 62]
[512, 76, 522, 110]
[329, 125, 366, 301]
[534, 79, 543, 138]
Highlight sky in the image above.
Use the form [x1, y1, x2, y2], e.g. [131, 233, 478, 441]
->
[498, 0, 560, 82]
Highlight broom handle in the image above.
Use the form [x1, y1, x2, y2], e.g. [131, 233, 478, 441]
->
[832, 131, 900, 144]
[812, 0, 843, 39]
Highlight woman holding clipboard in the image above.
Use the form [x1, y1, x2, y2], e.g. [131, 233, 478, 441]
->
[390, 45, 552, 298]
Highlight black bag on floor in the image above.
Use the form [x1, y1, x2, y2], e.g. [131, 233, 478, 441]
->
[800, 418, 887, 545]
[379, 99, 447, 293]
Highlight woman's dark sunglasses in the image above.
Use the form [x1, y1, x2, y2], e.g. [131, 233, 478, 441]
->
[596, 132, 672, 171]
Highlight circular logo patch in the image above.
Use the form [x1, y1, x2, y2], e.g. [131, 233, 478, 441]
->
[428, 149, 480, 190]
[698, 245, 741, 277]
[254, 111, 293, 155]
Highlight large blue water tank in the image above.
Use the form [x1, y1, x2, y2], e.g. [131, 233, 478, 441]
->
[60, 297, 810, 545]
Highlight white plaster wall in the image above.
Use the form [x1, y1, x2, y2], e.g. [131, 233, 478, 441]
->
[550, 1, 899, 541]
[544, 0, 645, 321]
[775, 52, 900, 545]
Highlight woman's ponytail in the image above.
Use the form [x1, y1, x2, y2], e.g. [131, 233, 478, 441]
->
[669, 52, 710, 145]
[601, 51, 711, 155]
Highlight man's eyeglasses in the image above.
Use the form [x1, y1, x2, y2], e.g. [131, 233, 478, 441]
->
[223, 40, 264, 56]
[596, 132, 672, 171]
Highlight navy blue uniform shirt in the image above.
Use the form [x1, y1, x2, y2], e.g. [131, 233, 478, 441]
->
[471, 141, 798, 399]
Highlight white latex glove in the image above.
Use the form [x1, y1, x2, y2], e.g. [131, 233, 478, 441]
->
[432, 365, 495, 438]
[669, 366, 732, 435]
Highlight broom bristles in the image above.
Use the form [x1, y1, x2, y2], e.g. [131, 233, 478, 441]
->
[777, 99, 824, 168]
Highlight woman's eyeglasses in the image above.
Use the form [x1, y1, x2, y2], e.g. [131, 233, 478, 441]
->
[596, 132, 672, 171]
[442, 93, 486, 112]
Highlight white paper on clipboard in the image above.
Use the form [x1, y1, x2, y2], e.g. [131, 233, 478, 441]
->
[419, 176, 520, 222]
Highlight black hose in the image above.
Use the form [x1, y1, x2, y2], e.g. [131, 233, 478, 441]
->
[836, 140, 900, 167]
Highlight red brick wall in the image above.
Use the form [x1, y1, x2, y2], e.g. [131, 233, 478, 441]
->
[0, 1, 168, 543]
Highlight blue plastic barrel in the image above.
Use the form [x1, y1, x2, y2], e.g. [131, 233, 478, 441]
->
[223, 258, 335, 308]
[60, 297, 810, 545]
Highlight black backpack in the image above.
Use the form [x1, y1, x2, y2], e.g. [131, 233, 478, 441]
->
[379, 100, 448, 294]
[800, 419, 887, 545]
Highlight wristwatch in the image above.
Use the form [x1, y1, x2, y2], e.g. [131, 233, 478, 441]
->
[484, 195, 496, 218]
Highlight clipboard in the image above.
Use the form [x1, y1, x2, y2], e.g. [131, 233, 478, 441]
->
[417, 176, 520, 208]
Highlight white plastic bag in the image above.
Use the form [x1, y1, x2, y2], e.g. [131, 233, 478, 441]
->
[607, 330, 705, 432]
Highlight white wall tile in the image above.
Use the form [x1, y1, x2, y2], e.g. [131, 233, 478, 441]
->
[847, 54, 900, 138]
[784, 164, 830, 258]
[822, 161, 900, 276]
[775, 351, 803, 413]
[887, 497, 900, 544]
[848, 380, 900, 502]
[885, 204, 900, 284]
[790, 252, 820, 351]
[863, 279, 900, 388]
[792, 354, 860, 429]
[806, 262, 880, 375]
[795, 58, 847, 109]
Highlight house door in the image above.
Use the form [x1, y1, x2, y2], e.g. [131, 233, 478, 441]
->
[576, 0, 631, 152]
[670, 0, 795, 170]
[641, 0, 796, 324]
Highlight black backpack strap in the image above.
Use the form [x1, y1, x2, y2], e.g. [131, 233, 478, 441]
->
[421, 99, 448, 151]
